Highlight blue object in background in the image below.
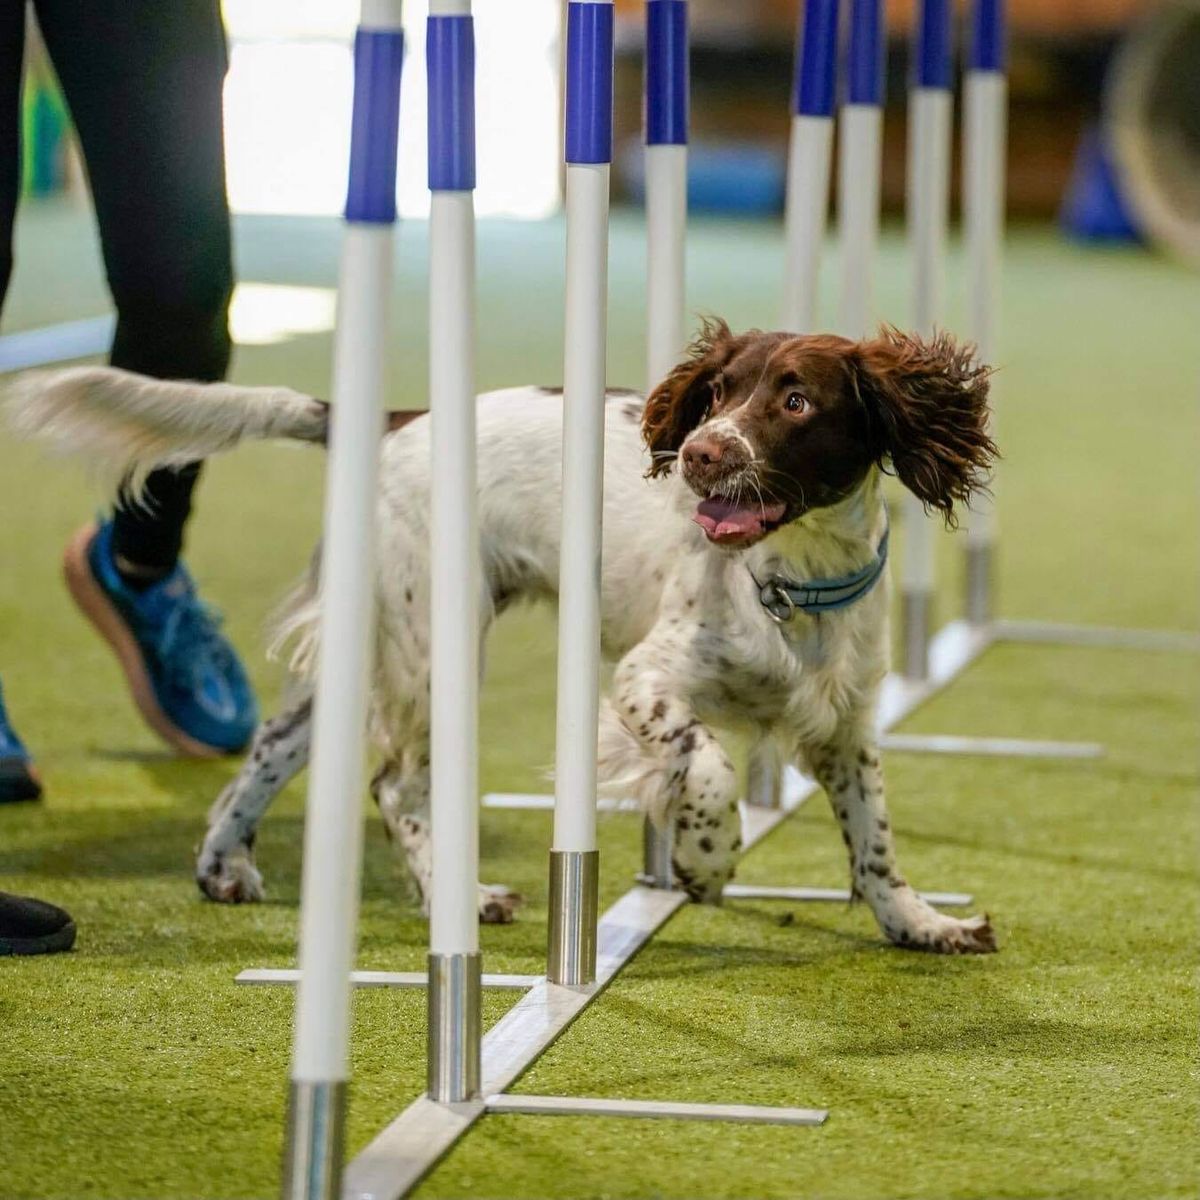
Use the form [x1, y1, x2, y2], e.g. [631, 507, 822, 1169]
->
[621, 141, 785, 215]
[1060, 124, 1141, 244]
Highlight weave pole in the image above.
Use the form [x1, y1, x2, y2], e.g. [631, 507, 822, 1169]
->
[640, 0, 688, 889]
[962, 0, 1006, 624]
[548, 0, 614, 987]
[782, 0, 839, 332]
[426, 0, 481, 1101]
[837, 0, 885, 337]
[280, 4, 404, 1197]
[747, 0, 839, 811]
[900, 0, 953, 680]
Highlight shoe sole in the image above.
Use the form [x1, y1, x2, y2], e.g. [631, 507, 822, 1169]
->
[0, 919, 77, 956]
[63, 523, 229, 759]
[0, 759, 43, 803]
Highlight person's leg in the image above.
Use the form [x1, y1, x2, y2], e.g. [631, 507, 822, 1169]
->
[0, 0, 24, 310]
[0, 9, 45, 802]
[35, 0, 233, 582]
[37, 0, 255, 755]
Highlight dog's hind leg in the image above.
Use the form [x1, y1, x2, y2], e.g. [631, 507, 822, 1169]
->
[369, 754, 521, 924]
[195, 695, 312, 903]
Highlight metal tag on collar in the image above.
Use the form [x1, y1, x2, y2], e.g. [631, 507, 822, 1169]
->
[760, 578, 797, 623]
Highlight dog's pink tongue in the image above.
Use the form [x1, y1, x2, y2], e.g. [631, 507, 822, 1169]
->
[694, 497, 785, 541]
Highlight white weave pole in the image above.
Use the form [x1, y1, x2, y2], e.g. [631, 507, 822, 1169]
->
[644, 0, 688, 388]
[837, 0, 885, 337]
[901, 0, 953, 681]
[748, 0, 840, 811]
[548, 0, 614, 987]
[782, 0, 839, 332]
[962, 0, 1006, 625]
[280, 4, 404, 1198]
[640, 0, 688, 887]
[425, 0, 481, 1102]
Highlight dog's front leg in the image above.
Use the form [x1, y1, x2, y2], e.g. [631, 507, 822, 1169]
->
[607, 653, 741, 902]
[806, 729, 996, 954]
[196, 696, 312, 902]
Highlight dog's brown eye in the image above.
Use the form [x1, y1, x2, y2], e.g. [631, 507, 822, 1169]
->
[785, 391, 811, 414]
[710, 379, 723, 405]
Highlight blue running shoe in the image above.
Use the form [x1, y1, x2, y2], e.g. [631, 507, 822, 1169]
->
[63, 521, 258, 756]
[0, 680, 41, 803]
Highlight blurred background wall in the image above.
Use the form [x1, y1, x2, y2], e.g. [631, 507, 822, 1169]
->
[17, 0, 1200, 261]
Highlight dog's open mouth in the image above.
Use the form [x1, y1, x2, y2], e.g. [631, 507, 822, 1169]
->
[693, 495, 787, 546]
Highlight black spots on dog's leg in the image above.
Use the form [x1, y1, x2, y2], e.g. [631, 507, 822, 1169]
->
[877, 816, 889, 831]
[698, 836, 714, 854]
[650, 699, 667, 721]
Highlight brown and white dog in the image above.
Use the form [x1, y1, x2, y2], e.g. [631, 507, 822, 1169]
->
[6, 320, 998, 952]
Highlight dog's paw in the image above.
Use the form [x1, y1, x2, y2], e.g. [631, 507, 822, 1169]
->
[196, 847, 265, 904]
[478, 884, 522, 925]
[893, 912, 997, 955]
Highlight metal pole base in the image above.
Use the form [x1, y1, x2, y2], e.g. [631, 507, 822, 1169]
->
[427, 951, 481, 1103]
[965, 542, 993, 625]
[547, 849, 600, 986]
[745, 741, 784, 810]
[637, 818, 674, 890]
[902, 589, 932, 681]
[281, 1079, 347, 1200]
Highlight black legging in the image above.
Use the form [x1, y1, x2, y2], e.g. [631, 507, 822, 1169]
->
[0, 0, 233, 571]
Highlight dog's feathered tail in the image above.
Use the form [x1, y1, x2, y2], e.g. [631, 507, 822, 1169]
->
[4, 365, 328, 495]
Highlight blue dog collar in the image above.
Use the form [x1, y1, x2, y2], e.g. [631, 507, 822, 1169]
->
[754, 522, 889, 623]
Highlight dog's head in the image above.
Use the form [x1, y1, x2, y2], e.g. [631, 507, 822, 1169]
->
[642, 320, 997, 548]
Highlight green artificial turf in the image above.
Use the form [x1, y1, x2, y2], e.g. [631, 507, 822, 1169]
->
[0, 202, 1197, 1200]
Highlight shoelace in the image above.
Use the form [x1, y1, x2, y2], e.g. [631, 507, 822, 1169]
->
[0, 694, 26, 757]
[151, 593, 235, 688]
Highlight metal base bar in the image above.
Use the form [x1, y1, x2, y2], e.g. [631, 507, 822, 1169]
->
[880, 732, 1103, 759]
[547, 849, 600, 986]
[484, 1093, 827, 1126]
[482, 792, 638, 811]
[723, 884, 973, 906]
[427, 952, 481, 1104]
[342, 621, 1003, 1200]
[236, 969, 539, 990]
[993, 619, 1200, 654]
[281, 1079, 346, 1200]
[343, 886, 688, 1200]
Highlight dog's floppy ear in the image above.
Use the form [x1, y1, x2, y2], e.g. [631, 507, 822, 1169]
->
[852, 326, 997, 526]
[642, 317, 735, 478]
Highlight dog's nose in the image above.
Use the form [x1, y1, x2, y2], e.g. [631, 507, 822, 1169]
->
[682, 437, 724, 473]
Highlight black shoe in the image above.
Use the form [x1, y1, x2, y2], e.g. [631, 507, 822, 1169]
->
[0, 892, 77, 956]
